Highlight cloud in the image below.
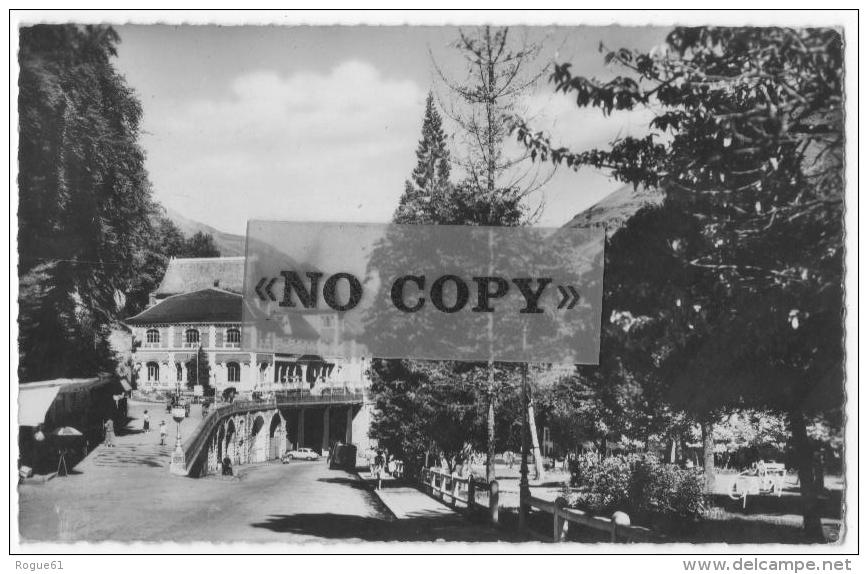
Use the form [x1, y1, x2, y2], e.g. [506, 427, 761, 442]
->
[142, 61, 425, 233]
[525, 91, 660, 152]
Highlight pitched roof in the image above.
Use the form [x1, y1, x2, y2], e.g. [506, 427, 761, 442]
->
[155, 257, 245, 297]
[127, 288, 242, 325]
[564, 184, 663, 236]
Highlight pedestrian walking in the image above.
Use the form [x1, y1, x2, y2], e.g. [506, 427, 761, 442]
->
[373, 450, 385, 490]
[159, 420, 167, 446]
[103, 418, 115, 448]
[143, 410, 150, 433]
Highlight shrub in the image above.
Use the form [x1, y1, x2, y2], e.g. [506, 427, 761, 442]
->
[568, 453, 707, 528]
[630, 458, 707, 522]
[567, 452, 601, 487]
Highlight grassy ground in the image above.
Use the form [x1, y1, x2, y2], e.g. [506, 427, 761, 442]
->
[462, 458, 845, 544]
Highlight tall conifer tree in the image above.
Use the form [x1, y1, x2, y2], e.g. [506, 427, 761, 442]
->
[393, 92, 451, 224]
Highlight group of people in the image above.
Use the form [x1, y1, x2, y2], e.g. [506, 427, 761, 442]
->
[141, 410, 169, 444]
[370, 450, 403, 490]
[103, 410, 170, 448]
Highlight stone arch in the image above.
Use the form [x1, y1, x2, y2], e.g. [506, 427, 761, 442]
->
[225, 419, 237, 465]
[250, 414, 267, 463]
[216, 424, 226, 463]
[269, 411, 285, 459]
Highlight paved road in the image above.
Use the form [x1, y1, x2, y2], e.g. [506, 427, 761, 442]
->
[19, 401, 513, 544]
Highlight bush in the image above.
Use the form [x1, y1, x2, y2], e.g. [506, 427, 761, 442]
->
[567, 453, 707, 529]
[630, 458, 707, 522]
[567, 452, 601, 487]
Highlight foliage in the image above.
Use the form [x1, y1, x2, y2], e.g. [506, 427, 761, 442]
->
[573, 454, 635, 515]
[368, 359, 488, 474]
[517, 26, 844, 538]
[368, 81, 528, 479]
[185, 347, 212, 395]
[435, 25, 550, 199]
[713, 410, 789, 453]
[126, 214, 221, 314]
[431, 27, 550, 478]
[567, 452, 602, 487]
[630, 457, 707, 522]
[183, 231, 221, 258]
[394, 92, 452, 224]
[18, 25, 154, 381]
[17, 25, 223, 381]
[568, 454, 707, 527]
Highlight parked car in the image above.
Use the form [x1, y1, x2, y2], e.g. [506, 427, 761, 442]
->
[282, 448, 320, 462]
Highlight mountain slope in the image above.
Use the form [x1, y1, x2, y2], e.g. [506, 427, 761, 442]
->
[564, 184, 663, 235]
[164, 207, 246, 256]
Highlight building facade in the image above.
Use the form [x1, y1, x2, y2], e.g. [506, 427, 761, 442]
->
[126, 257, 370, 397]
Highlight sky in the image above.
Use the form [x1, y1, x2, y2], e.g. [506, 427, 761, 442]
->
[113, 24, 670, 235]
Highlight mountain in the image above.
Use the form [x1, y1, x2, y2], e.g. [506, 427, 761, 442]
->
[164, 207, 246, 256]
[564, 184, 663, 236]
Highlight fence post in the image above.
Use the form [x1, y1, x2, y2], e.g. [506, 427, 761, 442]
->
[553, 497, 568, 542]
[489, 480, 499, 525]
[467, 479, 476, 510]
[611, 511, 631, 543]
[450, 473, 459, 508]
[430, 469, 437, 496]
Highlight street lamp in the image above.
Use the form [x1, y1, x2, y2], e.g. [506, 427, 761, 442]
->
[169, 405, 186, 475]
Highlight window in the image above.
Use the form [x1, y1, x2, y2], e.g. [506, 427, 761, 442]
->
[227, 362, 241, 383]
[145, 329, 160, 345]
[185, 329, 200, 347]
[225, 328, 241, 347]
[146, 362, 160, 382]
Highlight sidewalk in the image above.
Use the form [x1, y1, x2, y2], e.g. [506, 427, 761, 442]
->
[356, 470, 524, 542]
[359, 472, 456, 520]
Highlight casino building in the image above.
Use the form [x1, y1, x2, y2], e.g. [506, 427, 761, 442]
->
[125, 257, 370, 397]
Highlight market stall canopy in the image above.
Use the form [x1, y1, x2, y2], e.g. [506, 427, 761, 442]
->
[18, 385, 62, 427]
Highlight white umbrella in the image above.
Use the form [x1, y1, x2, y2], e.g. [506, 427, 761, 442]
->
[51, 426, 83, 438]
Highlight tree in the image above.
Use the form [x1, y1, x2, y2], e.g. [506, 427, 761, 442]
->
[124, 214, 221, 315]
[369, 359, 488, 475]
[517, 27, 844, 539]
[124, 210, 186, 314]
[434, 26, 550, 199]
[18, 25, 154, 381]
[368, 91, 527, 479]
[394, 92, 452, 224]
[432, 25, 552, 481]
[182, 231, 220, 258]
[185, 346, 212, 395]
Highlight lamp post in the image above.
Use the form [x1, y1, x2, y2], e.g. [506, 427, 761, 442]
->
[518, 324, 531, 533]
[169, 405, 186, 475]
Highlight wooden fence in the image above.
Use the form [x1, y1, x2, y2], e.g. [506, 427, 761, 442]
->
[525, 496, 662, 543]
[417, 467, 662, 543]
[419, 467, 499, 524]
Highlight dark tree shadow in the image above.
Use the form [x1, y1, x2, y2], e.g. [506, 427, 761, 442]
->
[317, 477, 369, 491]
[708, 491, 843, 519]
[250, 513, 520, 542]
